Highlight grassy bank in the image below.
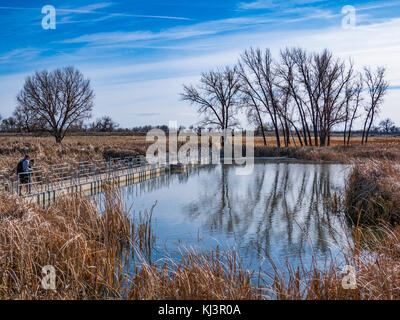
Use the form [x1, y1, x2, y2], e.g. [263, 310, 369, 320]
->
[253, 144, 400, 163]
[344, 159, 400, 225]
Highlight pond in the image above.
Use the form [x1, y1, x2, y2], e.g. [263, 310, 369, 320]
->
[113, 159, 351, 278]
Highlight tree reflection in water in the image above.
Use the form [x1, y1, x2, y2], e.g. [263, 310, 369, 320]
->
[182, 161, 350, 265]
[120, 160, 351, 271]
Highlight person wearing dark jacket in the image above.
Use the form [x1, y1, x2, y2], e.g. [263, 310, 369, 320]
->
[17, 155, 32, 195]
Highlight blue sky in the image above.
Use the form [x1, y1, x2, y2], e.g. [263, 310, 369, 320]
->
[0, 0, 400, 128]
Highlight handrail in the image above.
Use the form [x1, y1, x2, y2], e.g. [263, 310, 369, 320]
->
[1, 153, 206, 197]
[1, 156, 149, 196]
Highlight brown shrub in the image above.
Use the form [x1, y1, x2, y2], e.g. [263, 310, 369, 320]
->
[345, 160, 400, 225]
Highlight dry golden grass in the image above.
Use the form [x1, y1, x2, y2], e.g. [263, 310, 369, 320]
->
[252, 144, 400, 163]
[344, 159, 400, 225]
[0, 135, 153, 173]
[0, 184, 261, 300]
[1, 134, 400, 172]
[1, 171, 400, 299]
[0, 186, 134, 299]
[2, 134, 400, 300]
[128, 248, 257, 300]
[252, 135, 400, 147]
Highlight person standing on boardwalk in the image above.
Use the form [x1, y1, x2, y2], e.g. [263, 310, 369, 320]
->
[17, 155, 32, 195]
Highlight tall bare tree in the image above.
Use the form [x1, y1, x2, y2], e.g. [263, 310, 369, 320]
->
[240, 86, 267, 145]
[361, 66, 389, 145]
[278, 48, 312, 146]
[238, 48, 283, 147]
[315, 51, 354, 146]
[16, 66, 94, 143]
[343, 76, 363, 145]
[278, 48, 355, 146]
[181, 66, 241, 143]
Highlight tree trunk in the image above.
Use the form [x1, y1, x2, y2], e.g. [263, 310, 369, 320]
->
[365, 114, 375, 145]
[55, 133, 63, 143]
[274, 126, 281, 148]
[257, 113, 267, 146]
[361, 113, 370, 145]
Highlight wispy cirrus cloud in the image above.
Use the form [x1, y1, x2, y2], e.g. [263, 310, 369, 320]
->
[0, 2, 114, 13]
[57, 2, 114, 14]
[59, 10, 339, 48]
[238, 0, 326, 10]
[0, 48, 42, 63]
[356, 1, 400, 12]
[0, 2, 191, 21]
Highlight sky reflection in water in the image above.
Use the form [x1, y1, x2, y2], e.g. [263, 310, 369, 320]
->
[119, 160, 351, 275]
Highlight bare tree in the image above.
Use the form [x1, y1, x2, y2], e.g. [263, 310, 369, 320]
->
[315, 52, 355, 146]
[343, 76, 363, 145]
[379, 118, 395, 134]
[361, 66, 389, 145]
[238, 48, 283, 147]
[16, 66, 94, 143]
[181, 66, 241, 146]
[278, 48, 312, 146]
[182, 47, 388, 148]
[90, 116, 119, 132]
[240, 86, 267, 145]
[13, 105, 46, 133]
[278, 48, 355, 146]
[1, 117, 17, 132]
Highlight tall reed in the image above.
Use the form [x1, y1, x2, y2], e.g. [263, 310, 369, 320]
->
[345, 159, 400, 225]
[0, 187, 262, 300]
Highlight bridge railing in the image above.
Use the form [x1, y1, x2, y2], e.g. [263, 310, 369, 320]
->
[3, 156, 155, 197]
[2, 153, 204, 198]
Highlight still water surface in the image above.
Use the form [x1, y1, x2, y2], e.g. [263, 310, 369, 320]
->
[118, 159, 351, 275]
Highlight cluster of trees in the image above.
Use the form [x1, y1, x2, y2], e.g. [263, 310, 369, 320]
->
[376, 118, 400, 134]
[2, 48, 391, 146]
[0, 109, 43, 133]
[182, 47, 389, 147]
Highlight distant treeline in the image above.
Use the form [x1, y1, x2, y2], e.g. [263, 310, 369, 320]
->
[1, 117, 399, 137]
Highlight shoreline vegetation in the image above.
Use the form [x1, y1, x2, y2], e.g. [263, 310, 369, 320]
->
[1, 182, 400, 299]
[0, 135, 399, 299]
[0, 187, 259, 300]
[345, 160, 400, 226]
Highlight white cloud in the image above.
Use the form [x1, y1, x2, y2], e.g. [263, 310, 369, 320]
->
[1, 12, 400, 128]
[88, 16, 400, 127]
